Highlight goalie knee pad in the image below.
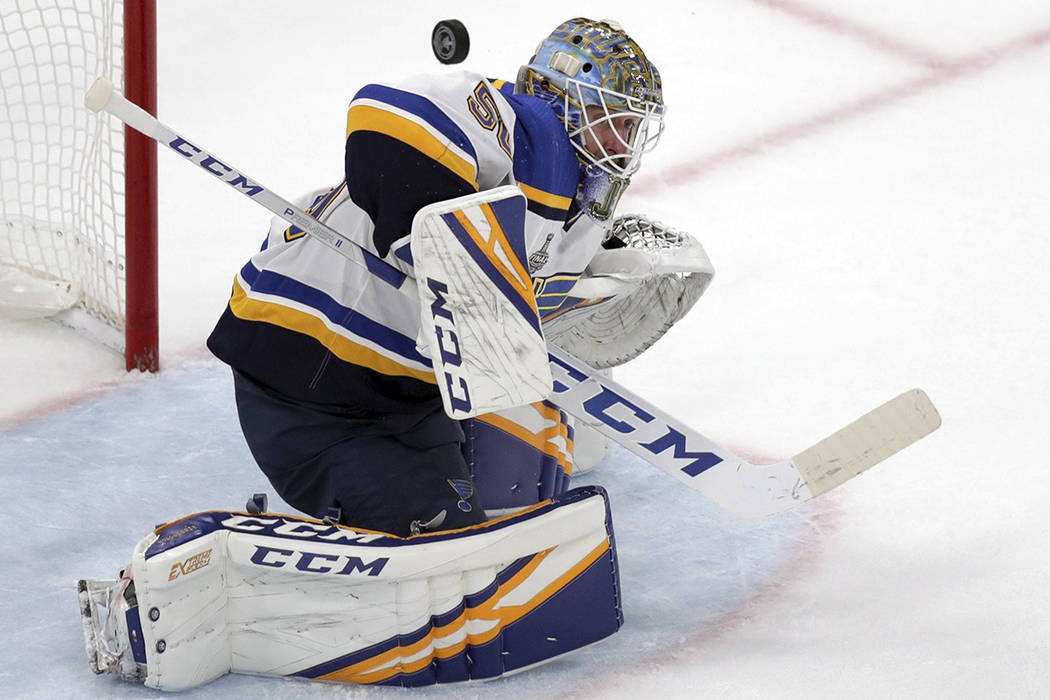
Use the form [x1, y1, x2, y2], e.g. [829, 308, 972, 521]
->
[78, 486, 621, 691]
[465, 401, 574, 514]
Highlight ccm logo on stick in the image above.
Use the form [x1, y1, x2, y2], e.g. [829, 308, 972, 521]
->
[427, 278, 472, 413]
[168, 136, 263, 196]
[548, 353, 723, 477]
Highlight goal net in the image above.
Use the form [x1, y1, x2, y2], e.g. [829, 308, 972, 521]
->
[0, 0, 157, 369]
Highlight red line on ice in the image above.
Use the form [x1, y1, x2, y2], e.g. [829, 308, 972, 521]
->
[557, 494, 843, 699]
[0, 344, 210, 432]
[568, 17, 1050, 694]
[635, 25, 1050, 193]
[750, 0, 951, 69]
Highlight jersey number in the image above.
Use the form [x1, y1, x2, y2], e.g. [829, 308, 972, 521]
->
[467, 82, 512, 158]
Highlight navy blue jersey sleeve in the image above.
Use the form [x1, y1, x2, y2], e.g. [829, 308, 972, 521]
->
[504, 91, 579, 223]
[345, 84, 481, 257]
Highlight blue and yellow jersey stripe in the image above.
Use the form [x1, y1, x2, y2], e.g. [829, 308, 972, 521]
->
[533, 275, 583, 314]
[517, 181, 572, 220]
[504, 91, 578, 219]
[348, 84, 480, 190]
[230, 264, 435, 384]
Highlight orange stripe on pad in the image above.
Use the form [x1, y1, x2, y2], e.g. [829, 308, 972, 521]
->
[316, 539, 610, 684]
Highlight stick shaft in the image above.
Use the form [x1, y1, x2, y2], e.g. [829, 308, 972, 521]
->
[85, 78, 401, 287]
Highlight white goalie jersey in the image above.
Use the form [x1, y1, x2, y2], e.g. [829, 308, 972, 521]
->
[207, 71, 610, 415]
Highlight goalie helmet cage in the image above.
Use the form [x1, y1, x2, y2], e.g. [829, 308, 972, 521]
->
[0, 0, 158, 371]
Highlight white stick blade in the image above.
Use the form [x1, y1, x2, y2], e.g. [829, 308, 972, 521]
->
[792, 388, 941, 497]
[84, 77, 114, 112]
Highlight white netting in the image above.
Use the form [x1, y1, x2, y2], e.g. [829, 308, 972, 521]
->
[0, 0, 125, 329]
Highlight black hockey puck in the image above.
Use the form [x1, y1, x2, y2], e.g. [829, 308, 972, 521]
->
[432, 19, 469, 64]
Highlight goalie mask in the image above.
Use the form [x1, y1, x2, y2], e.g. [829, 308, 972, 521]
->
[516, 18, 665, 179]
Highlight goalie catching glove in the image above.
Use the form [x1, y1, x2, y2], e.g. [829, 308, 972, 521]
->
[543, 214, 715, 369]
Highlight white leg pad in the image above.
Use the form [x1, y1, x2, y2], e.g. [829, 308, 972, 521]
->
[106, 486, 620, 690]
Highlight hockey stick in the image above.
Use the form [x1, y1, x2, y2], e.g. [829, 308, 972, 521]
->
[546, 349, 939, 516]
[84, 78, 398, 288]
[85, 78, 941, 517]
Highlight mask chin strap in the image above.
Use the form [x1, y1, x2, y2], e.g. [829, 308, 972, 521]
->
[578, 165, 632, 222]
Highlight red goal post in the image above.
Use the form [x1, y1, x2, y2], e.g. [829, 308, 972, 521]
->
[0, 0, 158, 371]
[123, 0, 158, 371]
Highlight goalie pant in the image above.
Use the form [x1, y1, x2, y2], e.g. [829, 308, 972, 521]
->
[233, 368, 576, 532]
[81, 486, 620, 691]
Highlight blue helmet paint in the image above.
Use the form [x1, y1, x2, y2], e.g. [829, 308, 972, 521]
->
[516, 18, 665, 178]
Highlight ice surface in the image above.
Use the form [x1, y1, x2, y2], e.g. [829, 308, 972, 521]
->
[0, 359, 815, 698]
[2, 1, 1048, 697]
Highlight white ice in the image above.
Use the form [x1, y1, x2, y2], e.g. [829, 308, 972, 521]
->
[1, 1, 1048, 698]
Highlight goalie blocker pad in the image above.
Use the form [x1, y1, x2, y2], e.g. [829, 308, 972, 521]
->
[79, 486, 621, 691]
[412, 186, 552, 419]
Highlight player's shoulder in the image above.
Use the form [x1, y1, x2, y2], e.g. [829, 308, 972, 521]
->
[351, 70, 507, 126]
[390, 69, 494, 100]
[350, 72, 515, 183]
